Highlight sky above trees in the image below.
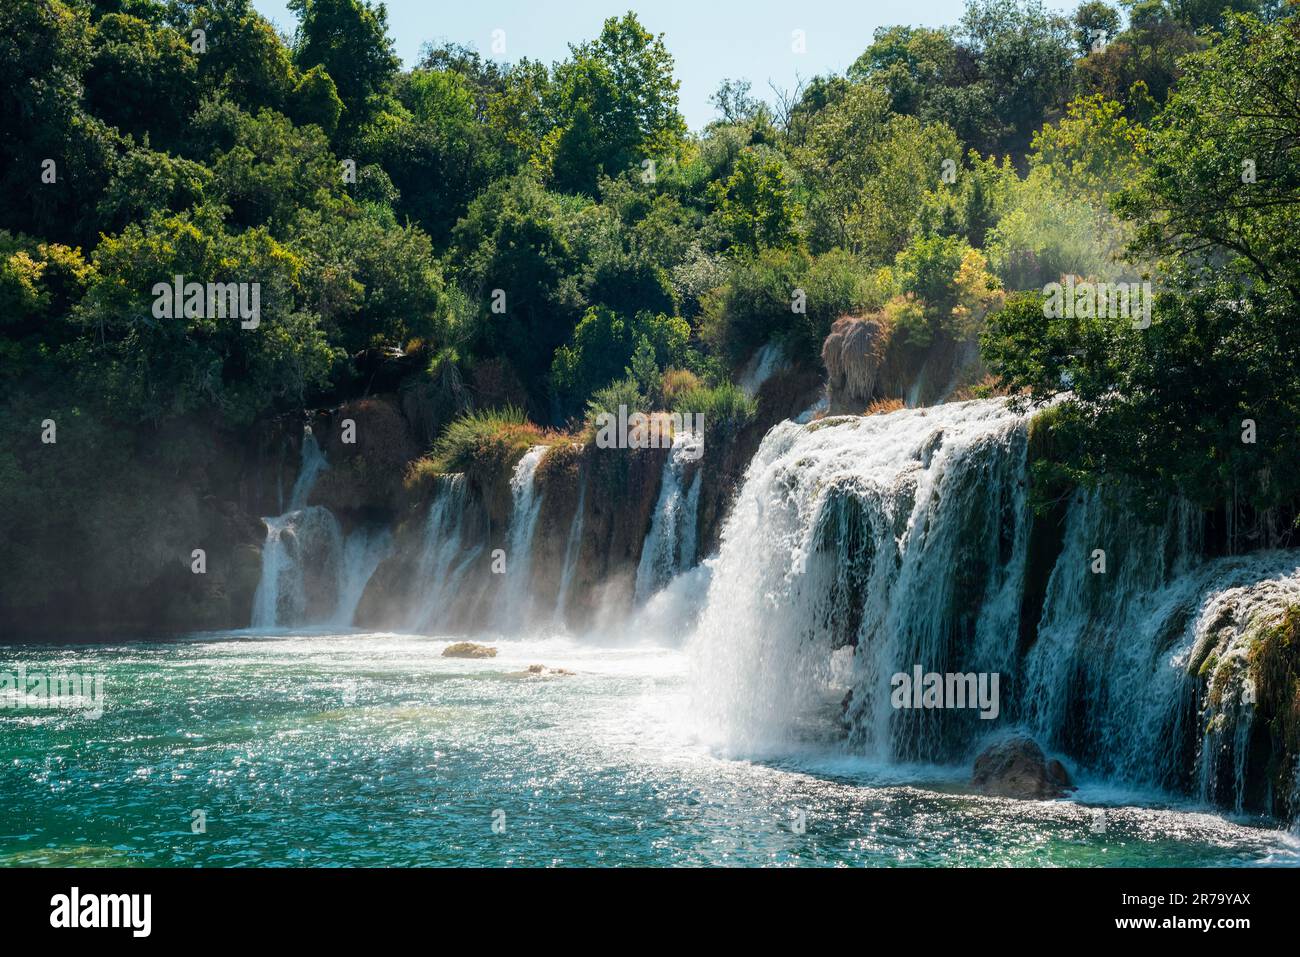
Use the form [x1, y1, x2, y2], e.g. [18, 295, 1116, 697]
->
[251, 0, 1077, 130]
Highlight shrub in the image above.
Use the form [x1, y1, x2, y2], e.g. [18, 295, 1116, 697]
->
[551, 306, 690, 416]
[672, 381, 756, 437]
[890, 236, 1002, 346]
[422, 405, 548, 476]
[584, 376, 647, 425]
[658, 367, 701, 404]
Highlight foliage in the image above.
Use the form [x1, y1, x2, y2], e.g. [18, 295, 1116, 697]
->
[423, 405, 547, 475]
[701, 247, 892, 364]
[539, 14, 687, 195]
[3, 0, 1299, 561]
[288, 0, 399, 133]
[890, 236, 1003, 346]
[983, 14, 1300, 512]
[672, 381, 757, 437]
[551, 306, 690, 415]
[795, 84, 961, 259]
[707, 148, 800, 254]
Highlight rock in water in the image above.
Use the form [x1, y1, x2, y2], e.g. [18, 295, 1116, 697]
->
[971, 736, 1074, 799]
[507, 664, 575, 677]
[441, 642, 498, 659]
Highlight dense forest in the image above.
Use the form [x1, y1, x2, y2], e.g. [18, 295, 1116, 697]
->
[1, 0, 1298, 628]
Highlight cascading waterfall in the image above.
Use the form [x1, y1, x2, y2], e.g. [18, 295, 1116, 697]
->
[634, 433, 703, 604]
[553, 478, 587, 627]
[688, 400, 1032, 755]
[251, 428, 386, 630]
[686, 397, 1300, 812]
[409, 474, 481, 632]
[243, 401, 1300, 818]
[493, 445, 548, 630]
[251, 505, 345, 629]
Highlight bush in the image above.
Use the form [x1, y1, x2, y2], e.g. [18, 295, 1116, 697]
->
[658, 367, 701, 404]
[550, 306, 690, 416]
[672, 381, 756, 437]
[422, 405, 548, 476]
[890, 235, 1002, 346]
[584, 376, 647, 425]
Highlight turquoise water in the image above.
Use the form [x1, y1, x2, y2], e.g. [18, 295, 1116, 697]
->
[2, 633, 1297, 867]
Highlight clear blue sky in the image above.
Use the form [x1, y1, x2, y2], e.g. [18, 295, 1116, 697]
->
[251, 0, 1076, 131]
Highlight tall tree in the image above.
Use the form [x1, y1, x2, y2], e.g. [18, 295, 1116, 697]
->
[288, 0, 398, 133]
[541, 13, 686, 195]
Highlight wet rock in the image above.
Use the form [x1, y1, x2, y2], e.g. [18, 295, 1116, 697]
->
[971, 736, 1074, 799]
[312, 396, 420, 515]
[441, 641, 498, 659]
[509, 664, 575, 677]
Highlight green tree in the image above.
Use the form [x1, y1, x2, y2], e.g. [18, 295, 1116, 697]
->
[707, 148, 800, 254]
[0, 0, 121, 244]
[1072, 1, 1122, 55]
[288, 0, 399, 133]
[84, 12, 198, 145]
[960, 0, 1077, 156]
[192, 0, 298, 115]
[290, 63, 344, 135]
[796, 84, 961, 260]
[541, 13, 687, 195]
[985, 13, 1300, 513]
[71, 205, 339, 425]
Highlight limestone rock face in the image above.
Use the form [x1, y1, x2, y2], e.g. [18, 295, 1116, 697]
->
[312, 396, 420, 515]
[971, 736, 1075, 799]
[822, 316, 889, 414]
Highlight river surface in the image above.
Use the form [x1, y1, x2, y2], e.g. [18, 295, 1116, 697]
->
[2, 632, 1297, 867]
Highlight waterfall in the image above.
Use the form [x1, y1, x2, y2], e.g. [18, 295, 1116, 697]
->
[409, 474, 480, 632]
[634, 433, 703, 604]
[688, 400, 1031, 754]
[685, 397, 1300, 812]
[738, 341, 788, 398]
[287, 431, 327, 510]
[251, 426, 385, 630]
[251, 505, 345, 629]
[553, 478, 587, 627]
[493, 445, 548, 629]
[330, 526, 393, 629]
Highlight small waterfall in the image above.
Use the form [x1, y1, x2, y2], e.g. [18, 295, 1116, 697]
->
[287, 431, 327, 510]
[634, 433, 703, 604]
[409, 474, 481, 632]
[251, 426, 385, 630]
[553, 478, 587, 627]
[493, 446, 548, 629]
[738, 341, 789, 398]
[331, 526, 392, 629]
[251, 506, 345, 629]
